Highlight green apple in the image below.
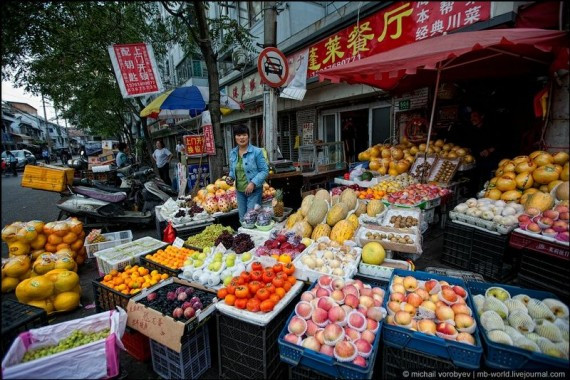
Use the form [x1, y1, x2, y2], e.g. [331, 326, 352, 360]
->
[192, 252, 201, 259]
[184, 259, 192, 266]
[198, 253, 207, 260]
[203, 247, 211, 254]
[193, 259, 204, 268]
[241, 252, 252, 262]
[223, 276, 232, 286]
[211, 262, 222, 271]
[226, 260, 235, 268]
[485, 287, 510, 302]
[208, 262, 216, 270]
[214, 252, 223, 260]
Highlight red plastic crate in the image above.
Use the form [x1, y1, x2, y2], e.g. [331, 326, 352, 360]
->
[122, 328, 151, 361]
[509, 231, 569, 261]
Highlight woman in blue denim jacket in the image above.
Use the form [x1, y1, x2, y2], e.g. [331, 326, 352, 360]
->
[226, 125, 269, 221]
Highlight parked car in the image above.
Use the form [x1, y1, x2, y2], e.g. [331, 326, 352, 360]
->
[1, 149, 37, 169]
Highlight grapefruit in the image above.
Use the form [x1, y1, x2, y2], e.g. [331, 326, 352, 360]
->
[362, 242, 386, 266]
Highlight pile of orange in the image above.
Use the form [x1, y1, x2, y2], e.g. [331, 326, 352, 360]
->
[216, 262, 297, 313]
[144, 246, 197, 270]
[100, 265, 168, 296]
[358, 188, 386, 200]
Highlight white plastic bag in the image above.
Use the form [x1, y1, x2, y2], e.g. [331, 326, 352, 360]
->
[2, 308, 127, 379]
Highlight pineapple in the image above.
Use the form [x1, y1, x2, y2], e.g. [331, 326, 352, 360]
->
[272, 189, 284, 217]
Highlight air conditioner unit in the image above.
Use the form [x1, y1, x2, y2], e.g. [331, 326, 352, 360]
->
[232, 48, 249, 69]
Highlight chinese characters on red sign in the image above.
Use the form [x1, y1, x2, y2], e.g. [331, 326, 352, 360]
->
[306, 1, 490, 78]
[202, 125, 216, 155]
[184, 135, 205, 156]
[109, 43, 163, 98]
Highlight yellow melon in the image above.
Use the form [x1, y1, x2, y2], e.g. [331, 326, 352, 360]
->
[347, 214, 360, 230]
[330, 220, 355, 244]
[2, 277, 20, 293]
[553, 151, 569, 165]
[485, 189, 502, 200]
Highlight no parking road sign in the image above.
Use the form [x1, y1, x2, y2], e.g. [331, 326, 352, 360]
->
[257, 47, 289, 88]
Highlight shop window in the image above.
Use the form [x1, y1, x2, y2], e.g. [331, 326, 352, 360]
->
[371, 107, 391, 145]
[321, 114, 337, 143]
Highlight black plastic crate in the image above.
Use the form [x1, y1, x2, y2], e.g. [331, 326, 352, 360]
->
[289, 364, 335, 380]
[2, 299, 49, 357]
[517, 250, 570, 304]
[353, 274, 389, 289]
[217, 301, 296, 379]
[441, 222, 515, 281]
[381, 342, 459, 379]
[150, 324, 211, 379]
[425, 267, 486, 283]
[139, 256, 182, 278]
[91, 278, 132, 313]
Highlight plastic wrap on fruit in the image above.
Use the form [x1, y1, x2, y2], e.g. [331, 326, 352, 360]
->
[256, 246, 270, 256]
[270, 249, 282, 257]
[243, 209, 258, 225]
[257, 212, 272, 226]
[269, 229, 279, 240]
[287, 233, 302, 246]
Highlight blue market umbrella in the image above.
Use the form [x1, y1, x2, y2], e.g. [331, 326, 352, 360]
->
[140, 85, 242, 119]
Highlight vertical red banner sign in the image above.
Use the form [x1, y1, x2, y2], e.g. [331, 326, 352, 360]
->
[184, 135, 205, 156]
[202, 125, 216, 155]
[108, 43, 164, 98]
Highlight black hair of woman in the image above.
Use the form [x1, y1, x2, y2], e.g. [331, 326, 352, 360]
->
[233, 125, 249, 138]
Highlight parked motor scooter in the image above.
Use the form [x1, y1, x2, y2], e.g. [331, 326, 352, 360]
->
[56, 166, 172, 228]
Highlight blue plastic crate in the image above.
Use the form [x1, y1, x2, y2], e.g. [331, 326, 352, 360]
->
[278, 279, 383, 379]
[466, 281, 570, 370]
[382, 269, 483, 369]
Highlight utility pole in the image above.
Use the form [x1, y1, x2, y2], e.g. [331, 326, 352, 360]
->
[263, 1, 278, 161]
[41, 93, 52, 153]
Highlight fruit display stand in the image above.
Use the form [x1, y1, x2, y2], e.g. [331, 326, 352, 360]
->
[216, 291, 300, 379]
[466, 281, 569, 370]
[84, 230, 133, 259]
[382, 269, 483, 369]
[441, 221, 517, 281]
[155, 205, 215, 241]
[2, 308, 126, 379]
[93, 237, 167, 276]
[1, 299, 49, 358]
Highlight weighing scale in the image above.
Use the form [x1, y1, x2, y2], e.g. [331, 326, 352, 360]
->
[270, 160, 296, 174]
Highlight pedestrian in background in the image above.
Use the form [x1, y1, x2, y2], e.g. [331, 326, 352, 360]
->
[176, 139, 185, 162]
[152, 140, 172, 186]
[42, 147, 50, 164]
[6, 150, 18, 177]
[115, 143, 129, 168]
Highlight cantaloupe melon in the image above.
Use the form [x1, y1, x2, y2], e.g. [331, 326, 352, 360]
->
[555, 181, 569, 201]
[300, 195, 315, 216]
[306, 199, 329, 227]
[326, 203, 349, 227]
[314, 189, 331, 203]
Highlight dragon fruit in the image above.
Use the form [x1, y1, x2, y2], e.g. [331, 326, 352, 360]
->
[228, 192, 237, 209]
[204, 197, 218, 213]
[256, 246, 270, 256]
[217, 195, 232, 213]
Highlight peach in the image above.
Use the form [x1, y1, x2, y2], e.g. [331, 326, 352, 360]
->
[344, 326, 361, 342]
[357, 305, 368, 316]
[451, 303, 472, 316]
[559, 211, 569, 221]
[317, 297, 334, 312]
[392, 275, 404, 285]
[439, 281, 450, 287]
[284, 333, 302, 345]
[455, 296, 466, 305]
[431, 294, 440, 303]
[319, 344, 334, 356]
[334, 341, 356, 359]
[328, 305, 347, 324]
[311, 308, 329, 326]
[360, 287, 373, 297]
[353, 279, 364, 291]
[318, 275, 333, 289]
[354, 339, 372, 356]
[527, 222, 541, 233]
[394, 310, 412, 326]
[435, 305, 455, 321]
[552, 220, 568, 233]
[425, 279, 440, 294]
[302, 336, 321, 351]
[316, 287, 331, 298]
[361, 329, 375, 344]
[452, 285, 467, 298]
[372, 287, 385, 298]
[342, 284, 359, 298]
[288, 316, 308, 336]
[323, 323, 345, 344]
[455, 313, 475, 329]
[295, 301, 314, 319]
[403, 276, 418, 291]
[539, 216, 554, 228]
[341, 304, 353, 315]
[417, 319, 437, 335]
[385, 315, 395, 325]
[331, 278, 345, 290]
[543, 210, 559, 220]
[366, 306, 385, 322]
[331, 289, 345, 304]
[359, 295, 374, 309]
[301, 291, 315, 302]
[390, 292, 406, 303]
[420, 300, 436, 312]
[456, 332, 475, 345]
[526, 207, 541, 217]
[436, 322, 458, 337]
[554, 205, 569, 213]
[373, 298, 383, 308]
[435, 300, 447, 309]
[344, 294, 359, 309]
[518, 214, 531, 223]
[406, 292, 423, 308]
[315, 329, 325, 345]
[366, 318, 379, 332]
[306, 319, 319, 336]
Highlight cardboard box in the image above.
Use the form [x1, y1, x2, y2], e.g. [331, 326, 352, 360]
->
[102, 140, 119, 150]
[126, 278, 217, 352]
[88, 156, 99, 165]
[21, 165, 75, 192]
[98, 152, 115, 163]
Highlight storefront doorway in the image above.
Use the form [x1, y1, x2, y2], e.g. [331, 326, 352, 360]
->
[340, 110, 369, 163]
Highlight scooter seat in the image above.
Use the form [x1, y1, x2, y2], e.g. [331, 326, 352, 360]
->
[73, 186, 127, 203]
[93, 181, 124, 193]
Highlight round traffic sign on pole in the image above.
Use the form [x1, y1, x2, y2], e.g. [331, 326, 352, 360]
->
[257, 47, 289, 88]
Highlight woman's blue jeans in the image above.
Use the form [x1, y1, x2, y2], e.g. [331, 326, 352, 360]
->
[236, 187, 263, 222]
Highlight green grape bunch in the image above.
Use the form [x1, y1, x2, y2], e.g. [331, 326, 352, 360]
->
[21, 328, 111, 363]
[184, 224, 234, 249]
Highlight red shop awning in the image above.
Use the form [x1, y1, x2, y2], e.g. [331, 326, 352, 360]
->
[318, 28, 569, 93]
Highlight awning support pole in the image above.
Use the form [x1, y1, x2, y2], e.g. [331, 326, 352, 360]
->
[421, 65, 442, 184]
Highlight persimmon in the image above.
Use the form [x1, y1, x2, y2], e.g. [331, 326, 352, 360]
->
[240, 271, 252, 283]
[226, 283, 236, 295]
[262, 270, 275, 283]
[256, 288, 270, 301]
[235, 286, 250, 299]
[246, 298, 261, 312]
[283, 281, 292, 292]
[272, 263, 283, 273]
[250, 270, 263, 282]
[272, 277, 285, 288]
[269, 294, 281, 304]
[276, 271, 288, 280]
[234, 298, 247, 309]
[224, 294, 236, 306]
[287, 275, 297, 285]
[217, 288, 228, 300]
[251, 262, 263, 272]
[248, 281, 262, 295]
[275, 287, 286, 299]
[265, 283, 276, 294]
[283, 263, 295, 275]
[259, 299, 275, 312]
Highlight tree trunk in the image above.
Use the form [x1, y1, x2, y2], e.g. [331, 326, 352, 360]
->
[195, 1, 223, 180]
[135, 98, 157, 167]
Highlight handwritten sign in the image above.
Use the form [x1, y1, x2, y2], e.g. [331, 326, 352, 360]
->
[184, 135, 205, 156]
[172, 237, 185, 248]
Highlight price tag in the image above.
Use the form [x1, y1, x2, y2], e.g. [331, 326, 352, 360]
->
[172, 237, 185, 248]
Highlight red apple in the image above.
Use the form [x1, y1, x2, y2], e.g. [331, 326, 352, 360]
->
[527, 223, 541, 233]
[436, 322, 458, 337]
[518, 214, 531, 223]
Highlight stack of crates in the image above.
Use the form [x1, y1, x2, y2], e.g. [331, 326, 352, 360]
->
[441, 222, 517, 281]
[150, 325, 211, 379]
[2, 299, 49, 357]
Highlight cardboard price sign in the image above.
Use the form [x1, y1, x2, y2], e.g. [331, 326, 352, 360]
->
[184, 135, 205, 156]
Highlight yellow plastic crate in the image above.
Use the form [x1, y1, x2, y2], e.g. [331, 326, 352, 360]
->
[21, 165, 74, 192]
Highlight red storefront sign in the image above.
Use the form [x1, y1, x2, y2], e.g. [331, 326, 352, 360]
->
[202, 124, 216, 155]
[304, 1, 491, 79]
[108, 43, 163, 98]
[184, 135, 205, 156]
